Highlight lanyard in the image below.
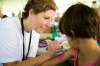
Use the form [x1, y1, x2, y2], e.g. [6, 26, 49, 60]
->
[21, 18, 32, 60]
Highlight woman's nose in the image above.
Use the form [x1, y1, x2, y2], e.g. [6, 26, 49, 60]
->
[46, 21, 51, 27]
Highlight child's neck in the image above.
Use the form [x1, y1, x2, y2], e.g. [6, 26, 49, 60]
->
[78, 38, 100, 56]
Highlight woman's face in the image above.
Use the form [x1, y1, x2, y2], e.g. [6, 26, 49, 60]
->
[29, 10, 55, 33]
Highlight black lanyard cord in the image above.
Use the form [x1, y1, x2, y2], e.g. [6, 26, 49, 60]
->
[26, 31, 32, 59]
[21, 18, 32, 60]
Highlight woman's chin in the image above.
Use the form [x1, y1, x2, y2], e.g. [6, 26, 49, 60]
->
[36, 30, 44, 33]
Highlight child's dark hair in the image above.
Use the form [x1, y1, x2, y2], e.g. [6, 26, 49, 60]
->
[59, 3, 100, 39]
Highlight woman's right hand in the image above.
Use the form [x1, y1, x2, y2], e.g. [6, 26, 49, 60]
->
[47, 40, 62, 57]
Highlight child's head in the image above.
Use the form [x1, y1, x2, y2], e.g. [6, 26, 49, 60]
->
[59, 3, 100, 39]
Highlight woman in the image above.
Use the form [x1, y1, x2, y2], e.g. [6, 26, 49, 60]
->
[40, 3, 100, 66]
[0, 0, 61, 66]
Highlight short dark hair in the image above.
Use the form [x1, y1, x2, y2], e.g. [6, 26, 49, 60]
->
[22, 0, 57, 19]
[59, 3, 100, 39]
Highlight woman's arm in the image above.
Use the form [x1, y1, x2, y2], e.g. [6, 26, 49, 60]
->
[40, 49, 73, 66]
[3, 53, 52, 66]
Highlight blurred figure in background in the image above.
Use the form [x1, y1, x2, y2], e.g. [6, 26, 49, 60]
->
[0, 8, 7, 19]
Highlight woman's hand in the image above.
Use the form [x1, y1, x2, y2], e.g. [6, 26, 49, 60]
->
[47, 40, 62, 57]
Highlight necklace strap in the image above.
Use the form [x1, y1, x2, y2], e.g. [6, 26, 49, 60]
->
[20, 18, 32, 60]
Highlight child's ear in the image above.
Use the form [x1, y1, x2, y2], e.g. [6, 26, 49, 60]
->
[70, 30, 75, 38]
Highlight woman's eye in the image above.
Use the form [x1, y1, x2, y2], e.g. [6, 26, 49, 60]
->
[44, 17, 50, 19]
